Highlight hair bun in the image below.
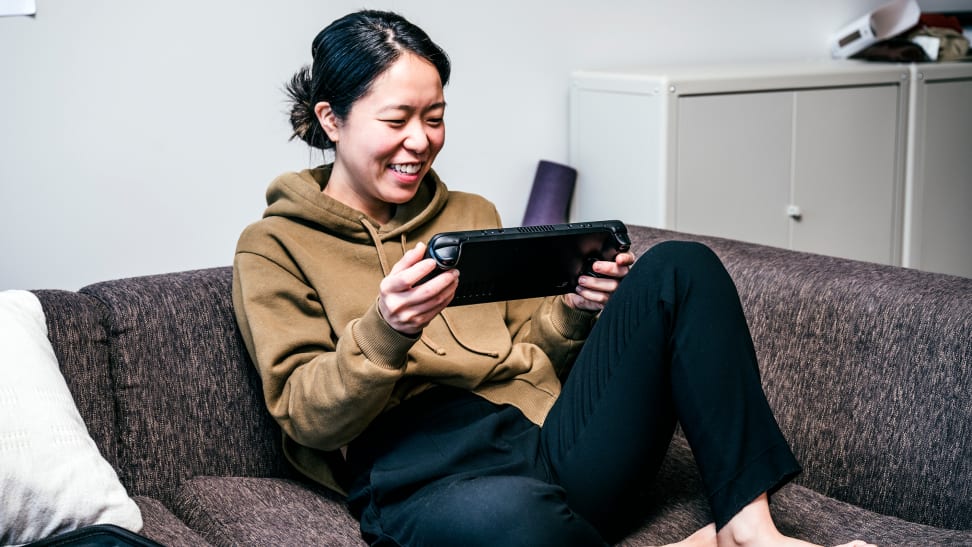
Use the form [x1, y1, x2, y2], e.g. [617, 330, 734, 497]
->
[286, 65, 331, 149]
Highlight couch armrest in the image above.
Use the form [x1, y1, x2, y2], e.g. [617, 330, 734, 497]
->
[33, 289, 119, 469]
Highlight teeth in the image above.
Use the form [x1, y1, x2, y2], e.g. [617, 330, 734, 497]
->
[390, 163, 421, 175]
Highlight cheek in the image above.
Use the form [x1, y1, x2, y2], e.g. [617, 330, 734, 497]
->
[430, 126, 446, 152]
[363, 132, 401, 160]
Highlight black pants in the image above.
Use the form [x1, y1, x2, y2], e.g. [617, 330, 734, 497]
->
[346, 241, 800, 546]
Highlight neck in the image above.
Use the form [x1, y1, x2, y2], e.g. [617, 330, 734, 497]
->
[322, 172, 393, 224]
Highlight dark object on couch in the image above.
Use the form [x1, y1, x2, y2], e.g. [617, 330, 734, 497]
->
[32, 225, 972, 546]
[26, 524, 164, 547]
[521, 159, 577, 226]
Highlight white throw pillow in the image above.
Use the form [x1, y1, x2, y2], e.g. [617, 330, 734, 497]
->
[0, 290, 142, 545]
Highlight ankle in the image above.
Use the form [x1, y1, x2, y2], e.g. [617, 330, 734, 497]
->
[717, 494, 782, 547]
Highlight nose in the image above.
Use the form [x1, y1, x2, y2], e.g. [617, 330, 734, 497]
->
[403, 120, 431, 155]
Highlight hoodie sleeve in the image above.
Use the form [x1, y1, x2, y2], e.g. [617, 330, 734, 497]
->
[233, 250, 417, 451]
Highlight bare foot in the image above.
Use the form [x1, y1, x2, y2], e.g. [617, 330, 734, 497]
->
[660, 523, 716, 547]
[717, 494, 876, 547]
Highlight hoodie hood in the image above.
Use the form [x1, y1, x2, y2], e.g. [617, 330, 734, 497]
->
[263, 164, 449, 244]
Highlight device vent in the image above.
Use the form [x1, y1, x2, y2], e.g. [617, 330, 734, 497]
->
[516, 224, 556, 233]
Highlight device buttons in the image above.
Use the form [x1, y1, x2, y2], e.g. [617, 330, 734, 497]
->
[430, 235, 461, 268]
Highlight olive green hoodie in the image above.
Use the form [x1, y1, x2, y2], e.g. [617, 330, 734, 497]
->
[232, 165, 597, 494]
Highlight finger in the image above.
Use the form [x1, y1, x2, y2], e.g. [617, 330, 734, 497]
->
[590, 259, 630, 279]
[383, 266, 458, 313]
[562, 292, 601, 312]
[616, 252, 636, 266]
[577, 274, 619, 294]
[574, 279, 612, 304]
[389, 242, 427, 276]
[382, 270, 459, 332]
[411, 267, 459, 301]
[563, 291, 605, 312]
[574, 287, 610, 306]
[384, 254, 438, 295]
[399, 258, 442, 289]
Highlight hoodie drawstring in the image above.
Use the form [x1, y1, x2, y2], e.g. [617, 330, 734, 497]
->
[440, 311, 500, 358]
[360, 219, 391, 276]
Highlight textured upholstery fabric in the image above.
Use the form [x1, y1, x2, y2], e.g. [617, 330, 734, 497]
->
[619, 435, 972, 546]
[173, 477, 363, 547]
[628, 227, 972, 531]
[77, 268, 295, 506]
[33, 289, 117, 468]
[134, 496, 212, 547]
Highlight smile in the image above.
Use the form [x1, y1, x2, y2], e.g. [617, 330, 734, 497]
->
[390, 163, 422, 175]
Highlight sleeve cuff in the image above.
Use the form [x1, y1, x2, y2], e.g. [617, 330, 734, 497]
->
[351, 303, 420, 370]
[550, 296, 598, 340]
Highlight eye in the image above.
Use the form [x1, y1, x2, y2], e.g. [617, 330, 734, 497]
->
[381, 119, 406, 127]
[426, 117, 443, 127]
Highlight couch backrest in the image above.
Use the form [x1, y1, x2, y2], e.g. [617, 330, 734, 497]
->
[70, 267, 293, 506]
[628, 226, 972, 531]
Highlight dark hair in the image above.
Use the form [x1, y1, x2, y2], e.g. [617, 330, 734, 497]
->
[286, 10, 451, 150]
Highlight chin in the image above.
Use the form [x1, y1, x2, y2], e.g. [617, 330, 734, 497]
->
[384, 188, 421, 205]
[388, 179, 426, 201]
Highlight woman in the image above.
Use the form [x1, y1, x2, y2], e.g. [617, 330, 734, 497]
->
[233, 10, 873, 547]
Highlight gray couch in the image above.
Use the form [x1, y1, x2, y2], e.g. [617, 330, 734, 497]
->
[33, 226, 972, 546]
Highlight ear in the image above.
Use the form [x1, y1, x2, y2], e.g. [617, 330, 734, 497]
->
[314, 101, 340, 143]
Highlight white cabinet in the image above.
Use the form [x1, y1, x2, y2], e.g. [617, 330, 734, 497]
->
[569, 62, 910, 266]
[904, 62, 972, 278]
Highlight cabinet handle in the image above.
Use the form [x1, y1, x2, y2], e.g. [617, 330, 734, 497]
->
[786, 205, 803, 221]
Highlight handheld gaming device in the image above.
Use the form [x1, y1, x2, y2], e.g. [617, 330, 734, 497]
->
[419, 220, 630, 306]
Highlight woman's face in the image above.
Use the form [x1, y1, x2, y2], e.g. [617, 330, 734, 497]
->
[318, 52, 446, 224]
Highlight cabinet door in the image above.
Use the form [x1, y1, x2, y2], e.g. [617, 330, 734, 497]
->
[570, 88, 666, 226]
[791, 85, 901, 265]
[913, 78, 972, 277]
[675, 92, 793, 248]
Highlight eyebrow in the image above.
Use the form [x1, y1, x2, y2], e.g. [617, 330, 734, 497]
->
[378, 102, 447, 114]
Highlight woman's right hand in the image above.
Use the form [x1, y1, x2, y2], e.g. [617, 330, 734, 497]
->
[378, 242, 459, 335]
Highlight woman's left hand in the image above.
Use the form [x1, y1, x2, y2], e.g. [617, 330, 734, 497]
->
[563, 252, 636, 312]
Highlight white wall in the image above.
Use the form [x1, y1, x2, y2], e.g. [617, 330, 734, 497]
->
[0, 0, 912, 289]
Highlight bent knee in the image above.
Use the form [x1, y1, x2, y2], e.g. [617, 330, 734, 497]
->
[641, 240, 717, 263]
[636, 240, 724, 276]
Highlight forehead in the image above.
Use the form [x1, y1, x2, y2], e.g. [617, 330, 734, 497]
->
[357, 52, 444, 110]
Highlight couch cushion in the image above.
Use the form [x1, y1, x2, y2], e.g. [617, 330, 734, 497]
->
[134, 496, 211, 547]
[619, 435, 972, 546]
[172, 443, 972, 547]
[173, 476, 363, 546]
[79, 267, 294, 506]
[627, 226, 972, 530]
